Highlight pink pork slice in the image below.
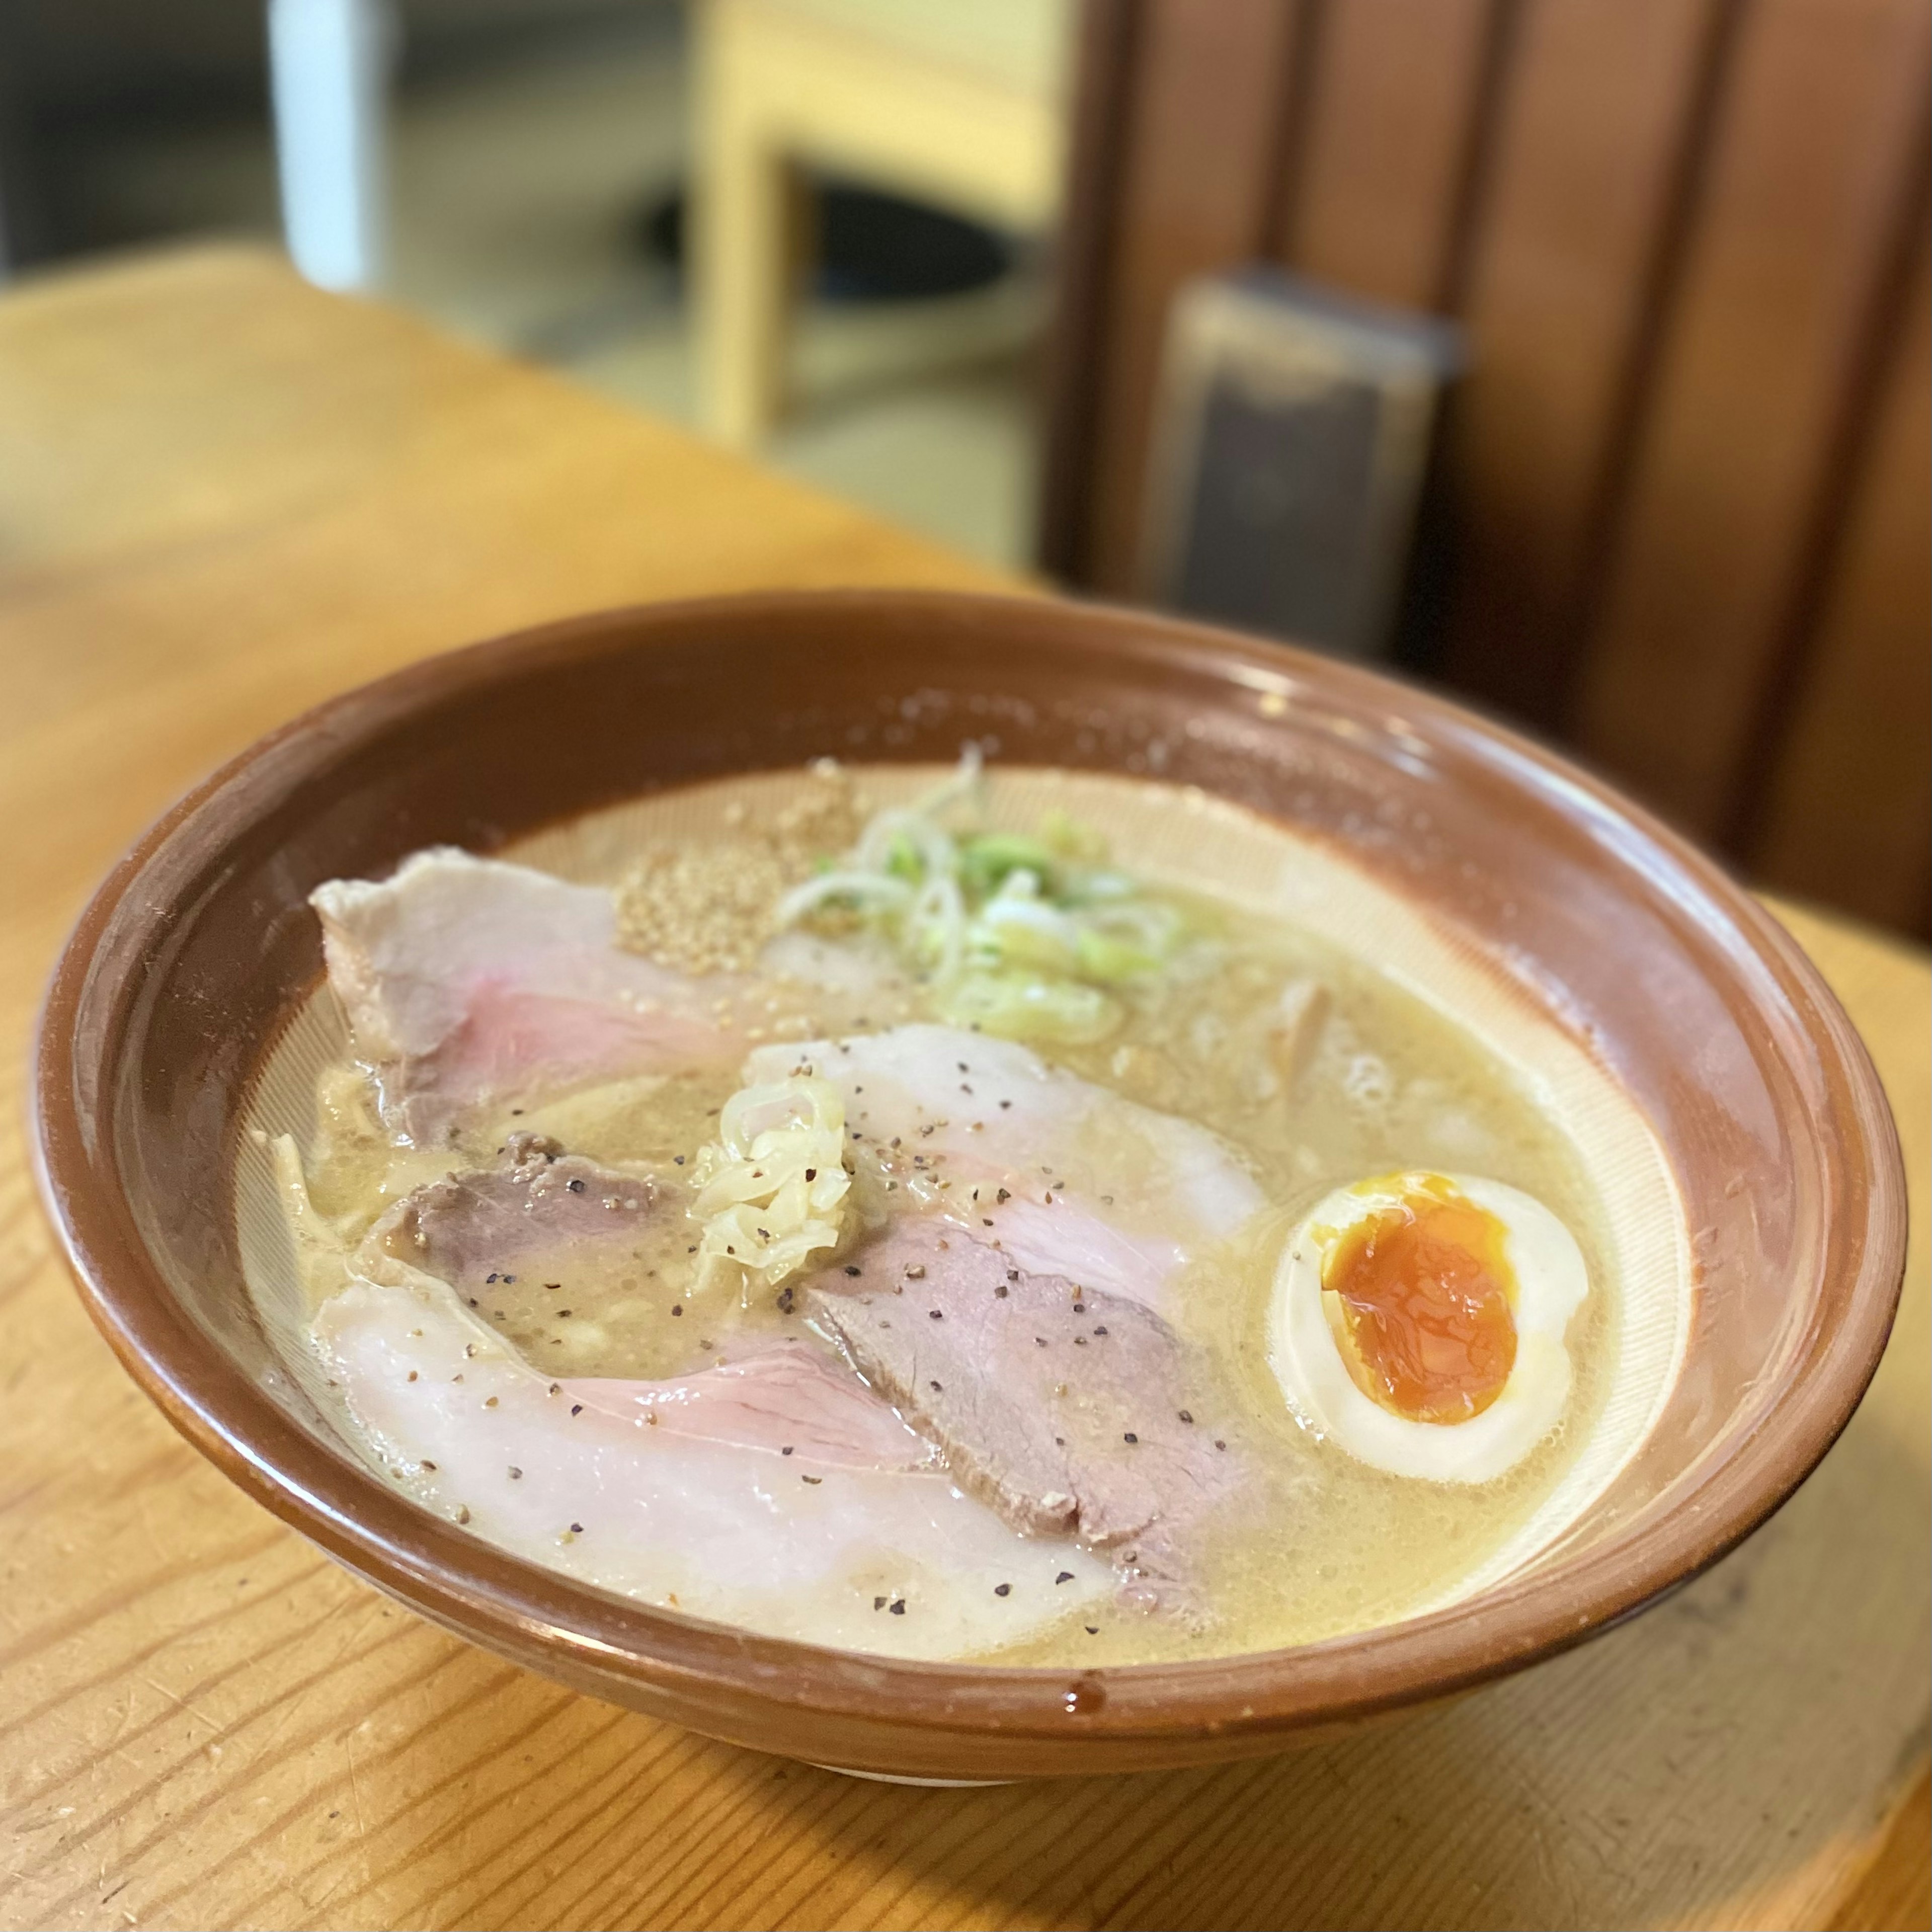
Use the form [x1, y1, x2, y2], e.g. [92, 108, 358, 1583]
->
[312, 1274, 1112, 1659]
[311, 847, 740, 1142]
[749, 1024, 1265, 1312]
[803, 1216, 1245, 1611]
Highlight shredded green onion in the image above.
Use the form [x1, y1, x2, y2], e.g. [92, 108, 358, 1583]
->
[770, 747, 1187, 1044]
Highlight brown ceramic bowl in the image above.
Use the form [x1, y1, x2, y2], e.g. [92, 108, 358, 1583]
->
[33, 590, 1906, 1781]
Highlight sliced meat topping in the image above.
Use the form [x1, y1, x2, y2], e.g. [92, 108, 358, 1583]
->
[804, 1217, 1242, 1606]
[312, 848, 739, 1141]
[748, 1023, 1264, 1312]
[312, 1273, 1111, 1659]
[365, 1130, 658, 1295]
[562, 1345, 941, 1471]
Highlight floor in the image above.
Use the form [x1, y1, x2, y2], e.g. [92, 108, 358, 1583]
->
[58, 16, 1046, 570]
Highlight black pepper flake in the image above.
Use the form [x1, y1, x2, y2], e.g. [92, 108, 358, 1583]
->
[905, 1264, 925, 1279]
[844, 1264, 862, 1277]
[456, 1506, 471, 1524]
[994, 1285, 1008, 1299]
[467, 1298, 478, 1307]
[804, 1168, 817, 1182]
[502, 1274, 516, 1284]
[545, 1282, 561, 1292]
[671, 1304, 683, 1316]
[508, 1467, 523, 1480]
[567, 1178, 585, 1194]
[888, 1599, 906, 1615]
[999, 1099, 1012, 1109]
[674, 1155, 686, 1165]
[1056, 1571, 1074, 1585]
[1073, 1336, 1087, 1347]
[485, 1272, 499, 1284]
[421, 1460, 437, 1471]
[1094, 1326, 1108, 1337]
[1007, 1269, 1020, 1282]
[801, 1474, 823, 1485]
[1073, 1301, 1085, 1313]
[874, 1595, 888, 1610]
[1085, 1626, 1100, 1636]
[996, 1187, 1010, 1203]
[1215, 1439, 1227, 1451]
[994, 1583, 1011, 1597]
[1178, 1409, 1194, 1424]
[1034, 1336, 1046, 1347]
[570, 1521, 584, 1534]
[781, 1446, 794, 1456]
[570, 1403, 583, 1416]
[928, 1309, 943, 1321]
[776, 1285, 795, 1314]
[929, 1380, 943, 1392]
[557, 1309, 573, 1318]
[1123, 1432, 1139, 1444]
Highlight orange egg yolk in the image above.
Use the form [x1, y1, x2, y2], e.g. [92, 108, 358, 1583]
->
[1322, 1179, 1518, 1425]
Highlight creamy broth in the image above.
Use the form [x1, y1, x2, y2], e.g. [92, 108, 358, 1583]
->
[252, 763, 1672, 1669]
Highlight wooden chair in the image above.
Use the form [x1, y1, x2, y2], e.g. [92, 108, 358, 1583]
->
[693, 0, 1073, 447]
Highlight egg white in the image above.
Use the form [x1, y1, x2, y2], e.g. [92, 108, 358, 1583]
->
[1268, 1173, 1589, 1484]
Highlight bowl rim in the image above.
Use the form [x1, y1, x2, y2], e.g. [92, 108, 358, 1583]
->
[31, 587, 1909, 1757]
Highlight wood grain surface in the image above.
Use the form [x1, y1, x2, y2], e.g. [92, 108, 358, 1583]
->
[0, 248, 1925, 1932]
[1039, 0, 1932, 940]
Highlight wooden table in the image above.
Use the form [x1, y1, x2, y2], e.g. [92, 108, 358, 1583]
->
[0, 248, 1924, 1932]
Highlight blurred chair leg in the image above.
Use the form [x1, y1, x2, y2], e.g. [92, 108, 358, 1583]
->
[268, 0, 393, 291]
[695, 0, 796, 447]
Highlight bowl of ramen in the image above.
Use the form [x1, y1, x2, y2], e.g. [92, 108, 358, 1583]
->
[34, 590, 1905, 1781]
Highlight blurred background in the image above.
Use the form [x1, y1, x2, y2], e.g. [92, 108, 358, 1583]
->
[1, 0, 1924, 938]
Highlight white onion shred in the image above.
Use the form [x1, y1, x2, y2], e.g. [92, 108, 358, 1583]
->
[688, 1074, 851, 1291]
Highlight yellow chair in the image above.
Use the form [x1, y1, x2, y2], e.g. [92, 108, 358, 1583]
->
[693, 0, 1072, 446]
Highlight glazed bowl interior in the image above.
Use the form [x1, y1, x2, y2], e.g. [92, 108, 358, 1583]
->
[35, 591, 1905, 1780]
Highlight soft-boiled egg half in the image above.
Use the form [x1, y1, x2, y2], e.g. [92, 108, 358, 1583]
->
[1269, 1171, 1588, 1483]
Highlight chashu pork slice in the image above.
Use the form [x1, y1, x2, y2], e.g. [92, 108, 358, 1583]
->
[311, 848, 739, 1142]
[314, 1273, 1112, 1661]
[363, 1129, 657, 1294]
[804, 1217, 1244, 1611]
[749, 1024, 1264, 1312]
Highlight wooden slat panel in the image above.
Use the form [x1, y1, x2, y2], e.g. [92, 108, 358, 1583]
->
[1435, 0, 1729, 728]
[1280, 0, 1502, 308]
[1036, 0, 1142, 584]
[1082, 0, 1306, 592]
[1750, 238, 1931, 935]
[1571, 0, 1931, 837]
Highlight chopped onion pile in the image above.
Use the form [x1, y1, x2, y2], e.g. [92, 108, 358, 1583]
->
[688, 1075, 852, 1291]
